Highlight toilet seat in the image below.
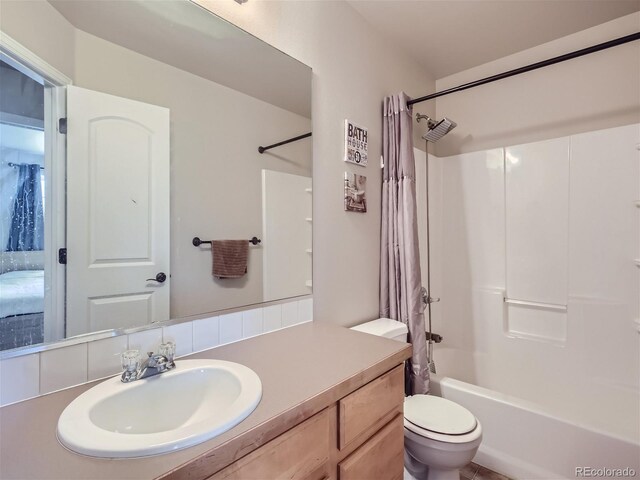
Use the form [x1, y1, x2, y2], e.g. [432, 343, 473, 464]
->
[404, 395, 482, 444]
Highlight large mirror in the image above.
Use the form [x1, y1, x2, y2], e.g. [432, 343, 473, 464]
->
[0, 0, 312, 353]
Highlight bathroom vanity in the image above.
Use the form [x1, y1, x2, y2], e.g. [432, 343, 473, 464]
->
[0, 322, 411, 479]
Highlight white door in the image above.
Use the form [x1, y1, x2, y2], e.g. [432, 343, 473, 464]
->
[66, 86, 170, 337]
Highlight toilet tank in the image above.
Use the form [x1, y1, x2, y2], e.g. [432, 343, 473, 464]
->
[350, 318, 408, 342]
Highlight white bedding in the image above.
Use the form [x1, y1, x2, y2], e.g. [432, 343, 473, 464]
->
[0, 270, 44, 318]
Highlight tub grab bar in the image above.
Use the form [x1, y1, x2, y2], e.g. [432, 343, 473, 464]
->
[504, 298, 567, 312]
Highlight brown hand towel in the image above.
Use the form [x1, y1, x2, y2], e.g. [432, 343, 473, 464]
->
[211, 240, 248, 278]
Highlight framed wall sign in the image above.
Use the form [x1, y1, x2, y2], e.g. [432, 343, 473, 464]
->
[344, 119, 368, 166]
[344, 172, 367, 213]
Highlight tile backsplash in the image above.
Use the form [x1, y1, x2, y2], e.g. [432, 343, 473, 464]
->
[87, 335, 128, 382]
[219, 312, 243, 345]
[40, 343, 88, 395]
[0, 354, 39, 406]
[0, 297, 313, 407]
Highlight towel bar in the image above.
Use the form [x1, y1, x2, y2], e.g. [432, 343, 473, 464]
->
[504, 298, 567, 312]
[193, 236, 261, 246]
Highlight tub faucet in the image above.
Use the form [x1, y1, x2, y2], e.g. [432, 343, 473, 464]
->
[120, 343, 176, 383]
[421, 286, 440, 307]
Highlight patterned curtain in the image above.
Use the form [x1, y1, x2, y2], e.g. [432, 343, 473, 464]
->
[6, 163, 44, 251]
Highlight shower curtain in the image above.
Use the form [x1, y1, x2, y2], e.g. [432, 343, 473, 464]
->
[6, 164, 44, 252]
[380, 92, 429, 395]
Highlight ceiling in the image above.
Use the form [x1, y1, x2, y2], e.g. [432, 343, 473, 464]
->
[48, 0, 312, 118]
[347, 0, 640, 79]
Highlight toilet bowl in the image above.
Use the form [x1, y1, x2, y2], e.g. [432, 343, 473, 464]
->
[350, 318, 483, 480]
[404, 394, 482, 480]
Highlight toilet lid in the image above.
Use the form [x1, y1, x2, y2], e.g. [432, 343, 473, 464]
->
[404, 395, 477, 435]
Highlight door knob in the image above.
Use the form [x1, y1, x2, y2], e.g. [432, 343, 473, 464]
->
[146, 272, 167, 283]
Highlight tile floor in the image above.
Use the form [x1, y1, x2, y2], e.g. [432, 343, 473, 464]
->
[460, 462, 511, 480]
[404, 463, 511, 480]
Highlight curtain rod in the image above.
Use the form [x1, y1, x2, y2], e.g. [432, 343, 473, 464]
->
[407, 32, 640, 107]
[258, 132, 312, 154]
[7, 162, 44, 170]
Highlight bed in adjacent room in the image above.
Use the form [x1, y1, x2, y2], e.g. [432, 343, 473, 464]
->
[0, 268, 44, 350]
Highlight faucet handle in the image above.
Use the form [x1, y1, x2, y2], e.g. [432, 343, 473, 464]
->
[159, 342, 176, 364]
[121, 349, 141, 373]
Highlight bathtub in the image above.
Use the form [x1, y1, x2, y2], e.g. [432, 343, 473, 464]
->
[429, 370, 640, 479]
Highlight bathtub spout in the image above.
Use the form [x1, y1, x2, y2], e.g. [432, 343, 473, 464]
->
[427, 332, 443, 343]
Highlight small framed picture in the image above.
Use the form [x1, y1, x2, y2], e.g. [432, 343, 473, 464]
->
[344, 119, 368, 167]
[344, 172, 367, 213]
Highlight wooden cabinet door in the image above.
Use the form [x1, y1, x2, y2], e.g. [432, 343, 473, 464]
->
[209, 407, 333, 480]
[338, 415, 404, 480]
[339, 365, 404, 450]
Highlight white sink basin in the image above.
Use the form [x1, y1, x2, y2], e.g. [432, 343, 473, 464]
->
[57, 359, 262, 458]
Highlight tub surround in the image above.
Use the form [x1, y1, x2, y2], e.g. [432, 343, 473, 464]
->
[412, 123, 640, 477]
[0, 322, 411, 479]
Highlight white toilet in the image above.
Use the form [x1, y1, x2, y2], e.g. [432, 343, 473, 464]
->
[351, 318, 482, 480]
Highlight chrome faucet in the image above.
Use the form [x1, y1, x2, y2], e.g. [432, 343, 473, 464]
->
[121, 342, 176, 383]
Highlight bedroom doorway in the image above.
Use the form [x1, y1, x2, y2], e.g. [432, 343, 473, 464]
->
[0, 38, 68, 351]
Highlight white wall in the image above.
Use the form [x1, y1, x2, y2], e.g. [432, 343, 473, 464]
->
[0, 0, 75, 79]
[434, 12, 640, 157]
[196, 0, 435, 326]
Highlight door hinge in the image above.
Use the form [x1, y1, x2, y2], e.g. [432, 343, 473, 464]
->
[58, 118, 67, 134]
[58, 248, 67, 264]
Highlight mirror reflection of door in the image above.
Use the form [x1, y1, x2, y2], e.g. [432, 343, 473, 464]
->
[0, 45, 171, 350]
[66, 86, 170, 337]
[0, 55, 49, 351]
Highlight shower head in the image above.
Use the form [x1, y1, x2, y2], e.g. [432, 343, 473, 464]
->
[416, 113, 457, 142]
[424, 118, 457, 142]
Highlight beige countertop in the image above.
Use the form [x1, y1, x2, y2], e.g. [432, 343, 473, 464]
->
[0, 322, 411, 480]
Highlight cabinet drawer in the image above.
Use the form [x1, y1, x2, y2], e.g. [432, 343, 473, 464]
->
[209, 407, 333, 480]
[339, 364, 404, 449]
[338, 414, 404, 480]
